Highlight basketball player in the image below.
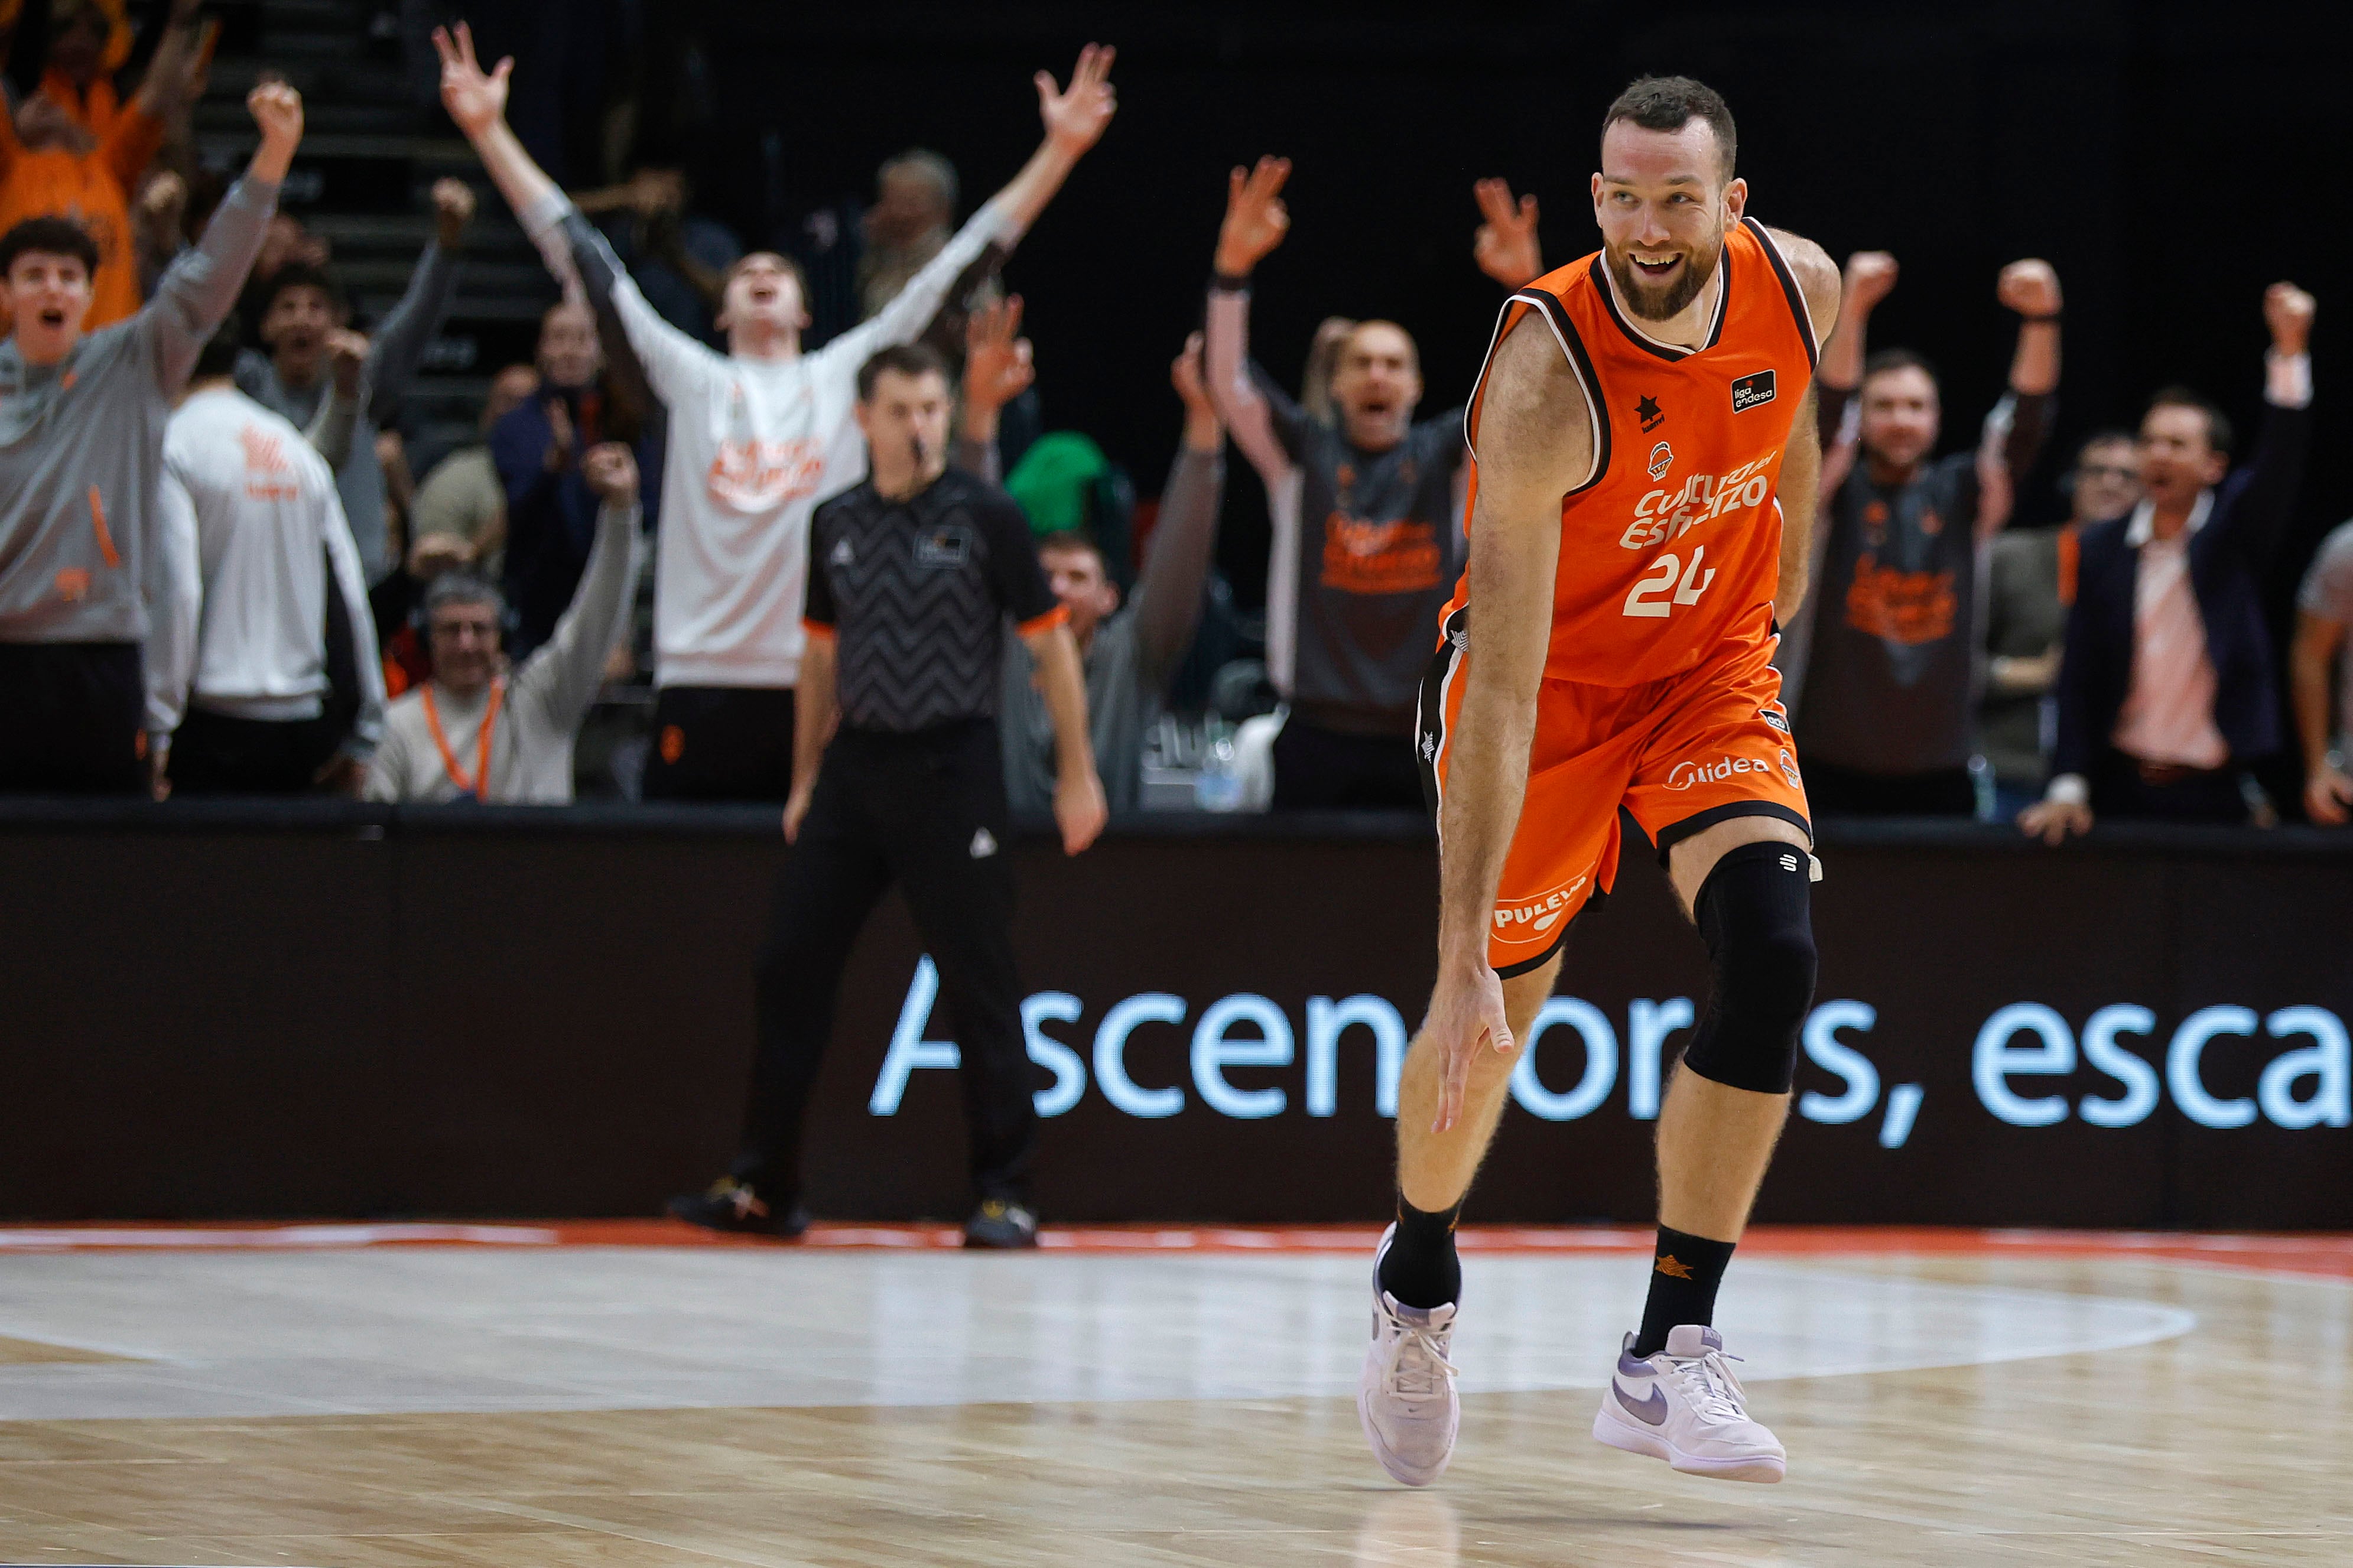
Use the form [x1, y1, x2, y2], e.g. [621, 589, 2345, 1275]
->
[1359, 77, 1841, 1488]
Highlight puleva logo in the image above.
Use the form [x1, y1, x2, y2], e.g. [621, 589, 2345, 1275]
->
[1491, 876, 1590, 944]
[1666, 754, 1774, 791]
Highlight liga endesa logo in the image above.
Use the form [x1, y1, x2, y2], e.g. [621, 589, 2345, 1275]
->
[1666, 753, 1776, 791]
[1491, 875, 1590, 945]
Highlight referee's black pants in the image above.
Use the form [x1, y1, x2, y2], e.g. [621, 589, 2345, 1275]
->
[733, 718, 1035, 1209]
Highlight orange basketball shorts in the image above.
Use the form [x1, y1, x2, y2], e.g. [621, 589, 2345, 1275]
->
[1415, 610, 1812, 977]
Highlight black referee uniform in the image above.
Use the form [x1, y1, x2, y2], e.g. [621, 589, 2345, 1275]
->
[729, 465, 1067, 1227]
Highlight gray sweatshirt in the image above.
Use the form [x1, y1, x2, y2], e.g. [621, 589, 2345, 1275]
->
[1000, 446, 1224, 815]
[236, 239, 461, 584]
[0, 175, 280, 645]
[364, 499, 644, 803]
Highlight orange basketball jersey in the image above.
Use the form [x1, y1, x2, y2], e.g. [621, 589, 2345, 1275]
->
[1447, 217, 1818, 687]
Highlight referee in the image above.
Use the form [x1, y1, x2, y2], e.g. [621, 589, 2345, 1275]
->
[672, 343, 1106, 1250]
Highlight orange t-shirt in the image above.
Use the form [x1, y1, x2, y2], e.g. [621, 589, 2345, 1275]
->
[0, 98, 163, 331]
[1448, 218, 1819, 688]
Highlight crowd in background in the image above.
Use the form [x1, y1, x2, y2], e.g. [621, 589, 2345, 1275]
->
[0, 0, 2349, 835]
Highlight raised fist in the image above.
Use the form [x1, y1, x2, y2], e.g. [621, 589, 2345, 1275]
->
[1216, 155, 1291, 278]
[246, 79, 303, 149]
[326, 328, 369, 396]
[2266, 281, 2316, 356]
[431, 177, 476, 246]
[1171, 330, 1211, 417]
[1997, 258, 2061, 318]
[583, 442, 639, 505]
[1842, 250, 1898, 314]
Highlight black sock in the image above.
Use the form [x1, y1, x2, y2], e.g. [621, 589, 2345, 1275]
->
[1376, 1196, 1462, 1309]
[1632, 1227, 1736, 1357]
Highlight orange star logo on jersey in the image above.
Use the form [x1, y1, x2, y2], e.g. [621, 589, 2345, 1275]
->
[1653, 1254, 1695, 1279]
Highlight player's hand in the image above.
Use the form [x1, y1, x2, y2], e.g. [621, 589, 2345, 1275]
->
[246, 77, 303, 151]
[1998, 258, 2061, 318]
[2018, 796, 2092, 845]
[963, 295, 1035, 417]
[1842, 250, 1898, 313]
[581, 441, 638, 506]
[782, 782, 815, 843]
[433, 22, 511, 139]
[542, 397, 575, 472]
[2306, 764, 2353, 826]
[1037, 43, 1117, 157]
[1171, 330, 1213, 415]
[1422, 958, 1515, 1134]
[1054, 767, 1108, 855]
[2266, 281, 2315, 356]
[1471, 177, 1542, 289]
[1216, 155, 1291, 278]
[312, 752, 365, 797]
[326, 328, 369, 396]
[431, 177, 477, 247]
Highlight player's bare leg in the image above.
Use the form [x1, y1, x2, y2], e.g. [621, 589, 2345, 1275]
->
[1360, 955, 1561, 1486]
[1594, 814, 1812, 1484]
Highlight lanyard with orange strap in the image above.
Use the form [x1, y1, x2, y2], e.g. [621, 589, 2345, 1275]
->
[421, 678, 505, 801]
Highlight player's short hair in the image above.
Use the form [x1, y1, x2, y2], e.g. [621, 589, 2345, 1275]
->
[258, 262, 348, 321]
[2145, 387, 2233, 459]
[0, 215, 99, 279]
[1862, 347, 1941, 392]
[856, 342, 949, 402]
[1035, 530, 1105, 569]
[722, 250, 808, 301]
[193, 314, 245, 381]
[1603, 76, 1738, 182]
[424, 571, 506, 627]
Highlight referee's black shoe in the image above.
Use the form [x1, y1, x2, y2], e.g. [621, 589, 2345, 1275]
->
[667, 1177, 811, 1240]
[964, 1199, 1039, 1250]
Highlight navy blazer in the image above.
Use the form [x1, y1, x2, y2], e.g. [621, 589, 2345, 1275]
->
[2053, 399, 2311, 778]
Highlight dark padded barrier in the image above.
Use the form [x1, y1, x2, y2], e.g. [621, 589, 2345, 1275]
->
[2, 801, 2347, 1226]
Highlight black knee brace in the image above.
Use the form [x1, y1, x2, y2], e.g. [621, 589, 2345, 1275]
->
[1679, 841, 1817, 1094]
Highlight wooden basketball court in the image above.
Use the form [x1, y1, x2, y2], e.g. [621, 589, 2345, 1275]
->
[0, 1224, 2343, 1565]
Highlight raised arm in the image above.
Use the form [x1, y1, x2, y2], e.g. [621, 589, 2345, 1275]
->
[1205, 156, 1308, 486]
[362, 180, 474, 426]
[142, 83, 301, 390]
[2222, 282, 2316, 572]
[436, 22, 711, 405]
[956, 295, 1035, 484]
[521, 444, 646, 729]
[1815, 249, 1892, 445]
[1424, 318, 1589, 1133]
[990, 44, 1118, 240]
[1130, 333, 1226, 687]
[1471, 178, 1544, 290]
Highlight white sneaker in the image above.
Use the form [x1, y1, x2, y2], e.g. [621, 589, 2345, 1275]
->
[1357, 1223, 1460, 1486]
[1592, 1325, 1786, 1483]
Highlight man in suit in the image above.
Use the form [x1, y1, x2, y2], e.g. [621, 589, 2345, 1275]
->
[2022, 282, 2314, 840]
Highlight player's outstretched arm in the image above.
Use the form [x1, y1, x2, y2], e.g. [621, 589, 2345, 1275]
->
[1424, 319, 1588, 1133]
[991, 44, 1118, 239]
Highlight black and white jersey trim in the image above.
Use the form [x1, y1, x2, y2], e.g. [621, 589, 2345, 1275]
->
[1743, 217, 1820, 370]
[1464, 292, 1610, 496]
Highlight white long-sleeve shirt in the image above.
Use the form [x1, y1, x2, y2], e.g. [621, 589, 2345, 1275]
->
[144, 385, 384, 752]
[524, 189, 1016, 689]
